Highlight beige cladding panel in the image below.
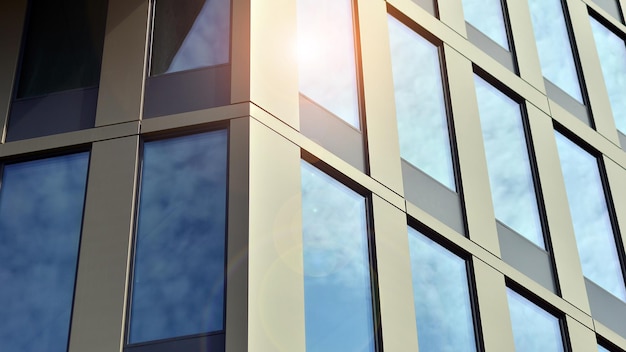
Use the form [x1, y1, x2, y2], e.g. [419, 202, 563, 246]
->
[603, 157, 626, 262]
[507, 0, 546, 92]
[247, 118, 305, 352]
[438, 0, 467, 37]
[566, 315, 601, 352]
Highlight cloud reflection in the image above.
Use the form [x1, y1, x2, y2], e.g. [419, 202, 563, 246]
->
[462, 0, 509, 49]
[0, 153, 89, 352]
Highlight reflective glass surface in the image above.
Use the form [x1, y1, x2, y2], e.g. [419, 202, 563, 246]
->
[507, 288, 564, 352]
[555, 131, 626, 301]
[462, 0, 510, 49]
[408, 228, 477, 352]
[301, 161, 375, 351]
[589, 16, 626, 135]
[474, 76, 543, 247]
[388, 16, 456, 191]
[17, 0, 107, 98]
[528, 0, 583, 102]
[598, 345, 610, 352]
[150, 0, 230, 75]
[0, 153, 90, 352]
[129, 131, 228, 343]
[297, 0, 360, 128]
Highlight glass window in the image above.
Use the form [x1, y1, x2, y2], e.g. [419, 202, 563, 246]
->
[388, 15, 456, 191]
[128, 131, 228, 344]
[589, 16, 626, 135]
[528, 0, 584, 103]
[598, 345, 610, 352]
[507, 288, 565, 352]
[16, 0, 108, 98]
[297, 0, 360, 128]
[555, 131, 626, 301]
[301, 161, 376, 351]
[150, 0, 230, 75]
[0, 153, 90, 352]
[474, 76, 544, 247]
[408, 227, 477, 352]
[462, 0, 510, 50]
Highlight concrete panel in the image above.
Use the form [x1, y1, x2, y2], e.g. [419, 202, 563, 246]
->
[95, 0, 149, 126]
[592, 0, 624, 20]
[0, 0, 27, 142]
[545, 79, 591, 126]
[69, 136, 140, 352]
[466, 24, 516, 72]
[438, 0, 466, 36]
[444, 44, 500, 256]
[472, 258, 516, 352]
[586, 279, 626, 338]
[525, 102, 591, 313]
[603, 157, 626, 273]
[565, 315, 600, 352]
[247, 118, 305, 351]
[371, 195, 419, 352]
[231, 0, 251, 106]
[358, 0, 404, 194]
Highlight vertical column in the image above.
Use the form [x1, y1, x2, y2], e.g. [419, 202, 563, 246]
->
[356, 0, 404, 194]
[526, 103, 591, 313]
[566, 315, 601, 352]
[604, 157, 626, 267]
[438, 0, 467, 37]
[371, 195, 419, 352]
[445, 44, 500, 256]
[507, 0, 546, 91]
[565, 0, 620, 144]
[472, 258, 516, 352]
[68, 136, 140, 352]
[0, 0, 26, 142]
[95, 0, 149, 126]
[247, 118, 305, 351]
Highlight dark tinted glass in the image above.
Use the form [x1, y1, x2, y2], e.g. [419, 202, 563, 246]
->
[554, 131, 626, 300]
[17, 0, 107, 98]
[388, 15, 456, 191]
[462, 0, 510, 49]
[507, 289, 564, 352]
[408, 227, 477, 352]
[301, 161, 375, 351]
[474, 76, 543, 247]
[150, 0, 230, 75]
[0, 153, 90, 352]
[129, 131, 228, 343]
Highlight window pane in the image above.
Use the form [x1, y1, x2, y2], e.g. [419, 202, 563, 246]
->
[150, 0, 230, 75]
[0, 153, 90, 352]
[301, 161, 375, 351]
[598, 345, 610, 352]
[528, 0, 583, 102]
[129, 131, 228, 343]
[555, 131, 626, 300]
[474, 76, 543, 247]
[507, 288, 564, 352]
[462, 0, 510, 49]
[17, 0, 108, 98]
[297, 0, 360, 128]
[589, 16, 626, 135]
[388, 16, 456, 191]
[408, 227, 477, 352]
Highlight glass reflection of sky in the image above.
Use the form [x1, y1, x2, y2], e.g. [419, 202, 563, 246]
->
[555, 131, 626, 301]
[387, 16, 456, 191]
[301, 161, 375, 352]
[0, 153, 89, 352]
[462, 0, 509, 50]
[474, 76, 544, 247]
[408, 227, 476, 352]
[589, 16, 626, 135]
[507, 288, 564, 352]
[528, 0, 583, 103]
[154, 0, 230, 75]
[297, 0, 360, 128]
[129, 131, 228, 343]
[598, 345, 610, 352]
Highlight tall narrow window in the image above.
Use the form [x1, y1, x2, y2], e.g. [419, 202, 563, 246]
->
[528, 0, 584, 103]
[0, 153, 90, 352]
[297, 0, 360, 128]
[388, 15, 456, 191]
[589, 16, 626, 136]
[128, 131, 228, 346]
[408, 227, 478, 352]
[474, 76, 544, 247]
[507, 288, 565, 352]
[301, 161, 377, 351]
[555, 131, 626, 301]
[462, 0, 510, 50]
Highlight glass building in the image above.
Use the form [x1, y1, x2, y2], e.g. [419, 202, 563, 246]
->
[0, 0, 625, 351]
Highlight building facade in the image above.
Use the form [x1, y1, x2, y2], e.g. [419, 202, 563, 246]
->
[1, 0, 626, 351]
